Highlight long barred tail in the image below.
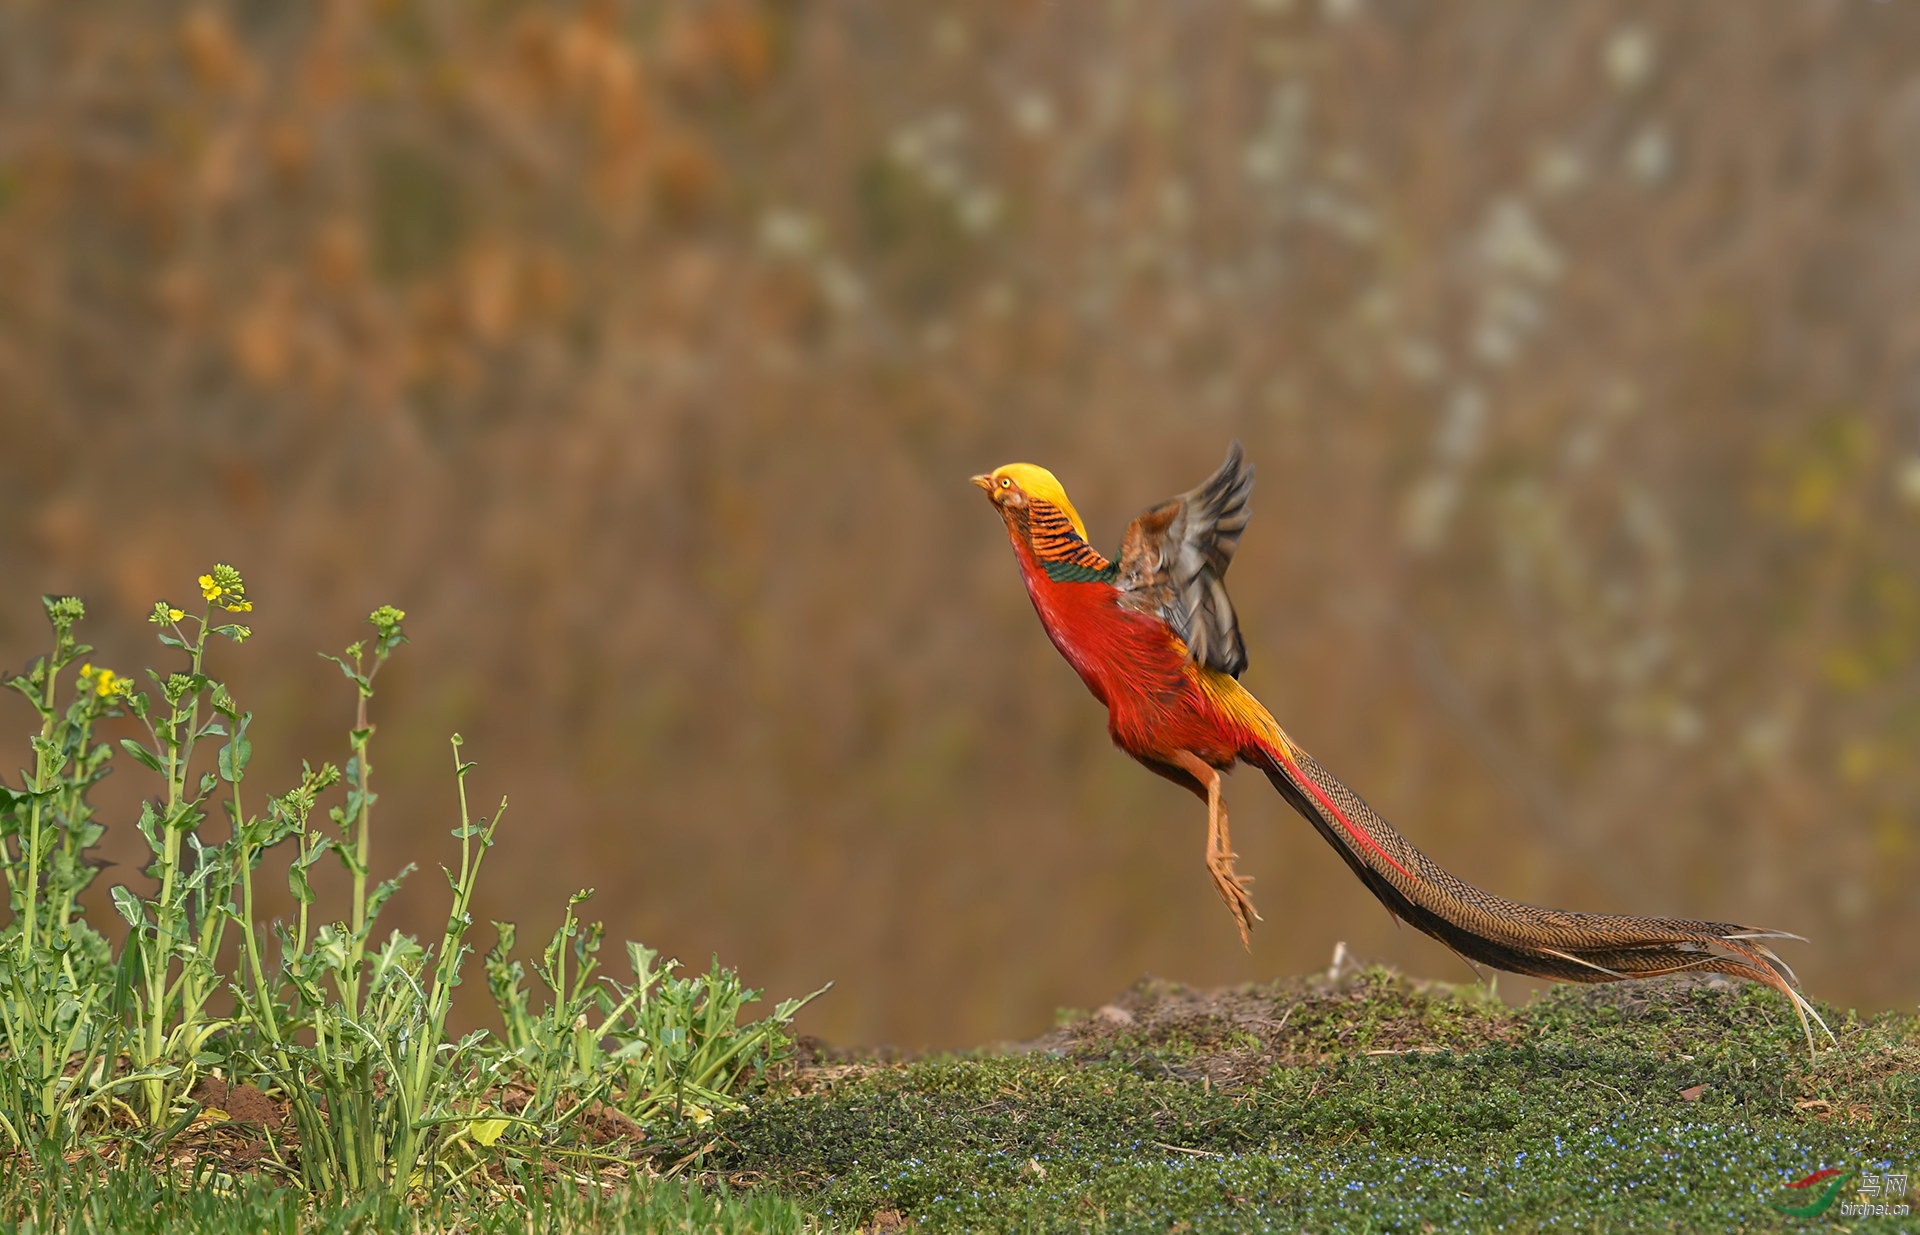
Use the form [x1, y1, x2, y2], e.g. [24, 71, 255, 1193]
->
[1247, 740, 1833, 1060]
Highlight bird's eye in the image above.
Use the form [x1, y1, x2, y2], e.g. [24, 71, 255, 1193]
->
[1000, 477, 1011, 489]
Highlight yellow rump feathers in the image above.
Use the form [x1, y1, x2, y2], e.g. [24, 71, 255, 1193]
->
[990, 463, 1090, 540]
[1189, 657, 1301, 764]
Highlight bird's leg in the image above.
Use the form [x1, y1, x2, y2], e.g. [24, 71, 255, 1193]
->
[1169, 750, 1261, 948]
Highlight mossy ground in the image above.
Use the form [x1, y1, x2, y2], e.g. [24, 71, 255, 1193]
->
[713, 968, 1919, 1233]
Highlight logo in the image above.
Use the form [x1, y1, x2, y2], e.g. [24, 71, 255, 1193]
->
[1769, 1167, 1910, 1219]
[1770, 1168, 1855, 1218]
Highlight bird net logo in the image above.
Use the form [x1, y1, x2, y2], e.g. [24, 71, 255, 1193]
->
[1769, 1166, 1909, 1218]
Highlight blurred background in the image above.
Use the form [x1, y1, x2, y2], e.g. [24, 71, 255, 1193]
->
[3, 0, 1918, 1049]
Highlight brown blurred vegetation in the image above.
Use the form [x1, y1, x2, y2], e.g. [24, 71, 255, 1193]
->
[3, 0, 1919, 1048]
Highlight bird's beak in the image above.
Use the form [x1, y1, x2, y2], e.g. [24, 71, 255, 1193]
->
[970, 474, 994, 492]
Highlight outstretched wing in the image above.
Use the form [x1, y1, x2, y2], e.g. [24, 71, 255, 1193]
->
[1114, 441, 1255, 676]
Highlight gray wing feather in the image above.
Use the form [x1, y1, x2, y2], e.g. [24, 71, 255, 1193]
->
[1115, 442, 1256, 677]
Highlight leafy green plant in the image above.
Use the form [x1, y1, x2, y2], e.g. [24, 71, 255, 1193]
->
[111, 570, 262, 1130]
[487, 897, 817, 1138]
[0, 597, 140, 1153]
[0, 569, 819, 1207]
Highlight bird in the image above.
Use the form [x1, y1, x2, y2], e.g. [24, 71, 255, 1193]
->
[973, 442, 1829, 1056]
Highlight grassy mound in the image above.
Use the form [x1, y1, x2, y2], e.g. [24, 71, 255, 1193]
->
[714, 968, 1918, 1233]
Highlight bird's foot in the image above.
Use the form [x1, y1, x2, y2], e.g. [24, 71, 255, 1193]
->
[1207, 854, 1262, 950]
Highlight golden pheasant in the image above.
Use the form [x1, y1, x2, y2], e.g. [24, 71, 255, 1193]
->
[974, 443, 1828, 1054]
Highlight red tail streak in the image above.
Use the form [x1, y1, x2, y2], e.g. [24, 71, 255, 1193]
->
[1269, 743, 1415, 883]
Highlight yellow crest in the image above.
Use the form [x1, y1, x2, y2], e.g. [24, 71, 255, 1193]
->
[989, 463, 1089, 540]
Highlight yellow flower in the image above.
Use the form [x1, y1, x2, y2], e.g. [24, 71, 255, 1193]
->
[202, 565, 250, 610]
[72, 662, 126, 701]
[169, 607, 185, 622]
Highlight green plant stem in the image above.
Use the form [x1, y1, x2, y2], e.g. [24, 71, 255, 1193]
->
[233, 776, 281, 1047]
[293, 818, 314, 961]
[331, 651, 388, 1188]
[346, 718, 371, 1010]
[144, 606, 211, 1125]
[52, 711, 94, 939]
[17, 637, 63, 962]
[393, 736, 504, 1188]
[342, 648, 384, 1012]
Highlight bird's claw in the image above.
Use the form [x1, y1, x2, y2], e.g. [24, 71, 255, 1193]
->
[1207, 854, 1261, 950]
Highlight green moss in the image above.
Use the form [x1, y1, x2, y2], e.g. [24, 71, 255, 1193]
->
[714, 970, 1919, 1232]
